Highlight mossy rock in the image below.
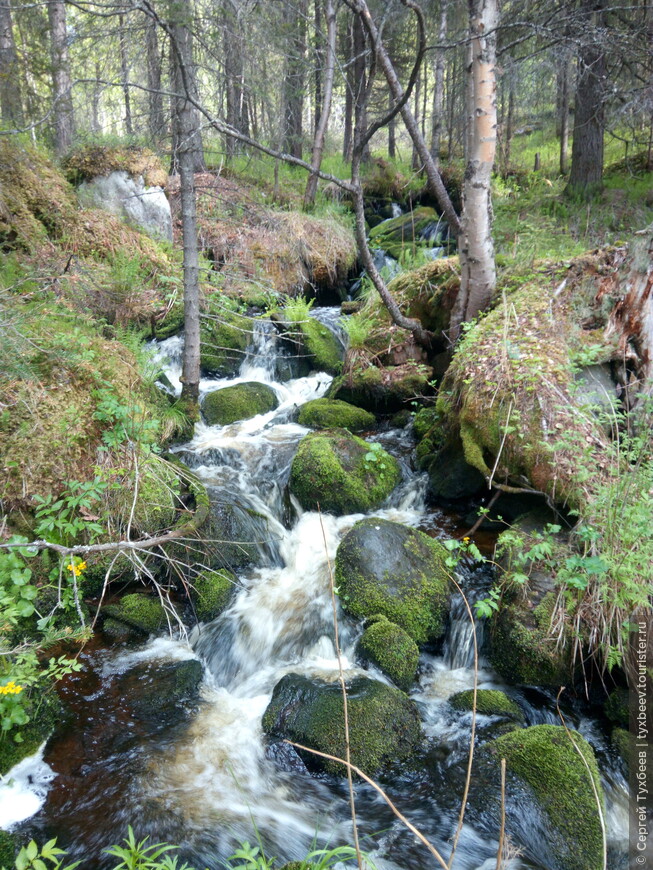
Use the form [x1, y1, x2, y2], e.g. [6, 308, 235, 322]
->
[263, 673, 422, 776]
[357, 616, 420, 690]
[190, 568, 236, 622]
[153, 305, 185, 340]
[0, 830, 17, 867]
[368, 207, 440, 259]
[604, 687, 629, 728]
[483, 725, 604, 870]
[297, 399, 375, 432]
[335, 518, 450, 644]
[202, 382, 278, 426]
[386, 257, 459, 338]
[109, 453, 182, 535]
[116, 658, 203, 727]
[200, 309, 253, 377]
[449, 689, 524, 722]
[328, 362, 432, 413]
[611, 727, 630, 768]
[288, 429, 401, 515]
[202, 488, 277, 572]
[101, 592, 168, 638]
[274, 313, 343, 376]
[0, 691, 62, 777]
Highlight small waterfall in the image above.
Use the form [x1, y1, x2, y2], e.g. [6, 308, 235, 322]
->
[443, 566, 492, 670]
[239, 319, 279, 382]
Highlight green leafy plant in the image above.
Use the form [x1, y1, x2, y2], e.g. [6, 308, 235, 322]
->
[104, 827, 195, 870]
[224, 841, 275, 870]
[7, 838, 81, 870]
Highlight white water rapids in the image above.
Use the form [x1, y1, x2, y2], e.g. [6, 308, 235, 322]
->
[5, 311, 630, 870]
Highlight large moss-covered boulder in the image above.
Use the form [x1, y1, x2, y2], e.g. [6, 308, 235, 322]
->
[298, 399, 375, 432]
[357, 616, 420, 690]
[368, 207, 441, 259]
[190, 568, 236, 622]
[482, 725, 605, 870]
[335, 519, 450, 644]
[263, 673, 422, 775]
[202, 382, 278, 426]
[328, 361, 432, 413]
[449, 689, 524, 723]
[101, 592, 168, 639]
[110, 453, 182, 535]
[289, 430, 401, 515]
[200, 309, 253, 377]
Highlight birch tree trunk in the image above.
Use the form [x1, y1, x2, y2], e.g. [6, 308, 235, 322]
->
[304, 0, 337, 209]
[48, 0, 75, 154]
[451, 0, 498, 337]
[0, 0, 23, 127]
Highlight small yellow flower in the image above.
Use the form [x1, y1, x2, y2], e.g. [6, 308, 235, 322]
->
[66, 559, 87, 577]
[463, 536, 471, 543]
[0, 681, 23, 695]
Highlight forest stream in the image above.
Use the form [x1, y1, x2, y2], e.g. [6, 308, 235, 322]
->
[1, 308, 630, 870]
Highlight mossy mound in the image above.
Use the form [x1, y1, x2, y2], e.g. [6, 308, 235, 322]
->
[108, 453, 182, 535]
[190, 568, 236, 622]
[263, 673, 422, 775]
[64, 145, 168, 188]
[0, 831, 17, 867]
[361, 158, 408, 201]
[0, 302, 174, 512]
[328, 361, 433, 413]
[101, 592, 168, 638]
[274, 312, 343, 375]
[611, 727, 630, 767]
[368, 207, 440, 258]
[289, 430, 401, 515]
[297, 399, 375, 432]
[357, 616, 420, 690]
[449, 689, 524, 722]
[0, 139, 169, 271]
[484, 725, 604, 870]
[386, 258, 459, 336]
[202, 382, 279, 426]
[604, 687, 629, 728]
[335, 518, 450, 644]
[200, 308, 253, 377]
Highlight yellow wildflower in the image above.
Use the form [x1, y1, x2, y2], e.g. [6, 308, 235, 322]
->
[66, 559, 87, 577]
[0, 681, 24, 695]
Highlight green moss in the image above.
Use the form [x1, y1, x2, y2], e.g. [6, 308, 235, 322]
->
[101, 592, 167, 636]
[368, 207, 440, 259]
[386, 258, 459, 334]
[489, 592, 573, 687]
[191, 568, 236, 622]
[0, 691, 61, 777]
[611, 727, 630, 767]
[289, 429, 401, 515]
[297, 318, 342, 375]
[154, 305, 185, 339]
[110, 454, 181, 535]
[449, 689, 524, 722]
[488, 725, 604, 870]
[202, 382, 278, 426]
[263, 674, 422, 776]
[200, 309, 252, 377]
[328, 361, 432, 413]
[0, 830, 17, 867]
[604, 687, 629, 728]
[297, 399, 375, 432]
[413, 406, 441, 442]
[357, 616, 419, 690]
[335, 518, 450, 644]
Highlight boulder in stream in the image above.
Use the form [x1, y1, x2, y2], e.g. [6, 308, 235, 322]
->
[202, 382, 279, 426]
[297, 398, 375, 432]
[335, 518, 450, 645]
[288, 429, 401, 515]
[101, 592, 169, 640]
[478, 724, 605, 870]
[200, 309, 253, 377]
[189, 568, 237, 622]
[449, 689, 524, 723]
[263, 673, 422, 776]
[356, 615, 419, 690]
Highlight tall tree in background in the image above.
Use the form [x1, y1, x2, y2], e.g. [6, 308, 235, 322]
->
[0, 0, 23, 127]
[222, 0, 249, 159]
[169, 0, 202, 408]
[282, 0, 308, 158]
[304, 0, 337, 208]
[145, 3, 166, 143]
[565, 0, 607, 196]
[48, 0, 74, 154]
[118, 11, 133, 136]
[430, 0, 448, 165]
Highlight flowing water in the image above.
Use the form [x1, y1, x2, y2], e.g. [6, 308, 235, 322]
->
[6, 311, 629, 869]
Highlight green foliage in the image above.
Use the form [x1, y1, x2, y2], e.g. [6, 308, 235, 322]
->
[225, 842, 274, 870]
[7, 838, 81, 870]
[104, 827, 195, 870]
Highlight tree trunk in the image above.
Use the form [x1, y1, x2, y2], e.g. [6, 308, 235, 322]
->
[565, 0, 606, 197]
[169, 3, 201, 408]
[352, 14, 370, 164]
[118, 13, 133, 136]
[0, 0, 23, 127]
[558, 51, 571, 175]
[304, 0, 337, 209]
[92, 62, 101, 132]
[504, 75, 514, 170]
[388, 89, 396, 158]
[48, 0, 75, 155]
[283, 0, 308, 158]
[223, 0, 247, 159]
[169, 1, 205, 174]
[429, 0, 447, 166]
[145, 6, 165, 143]
[342, 19, 354, 161]
[411, 45, 421, 171]
[313, 0, 323, 136]
[451, 0, 498, 336]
